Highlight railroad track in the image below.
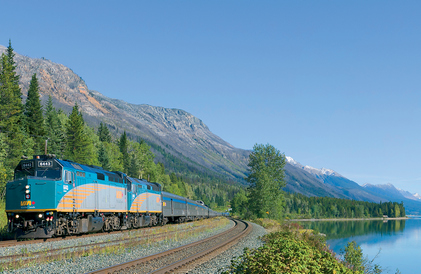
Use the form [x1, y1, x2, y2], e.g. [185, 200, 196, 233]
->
[89, 219, 251, 274]
[0, 218, 229, 271]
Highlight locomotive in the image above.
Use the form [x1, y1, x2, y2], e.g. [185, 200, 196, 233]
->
[5, 155, 224, 239]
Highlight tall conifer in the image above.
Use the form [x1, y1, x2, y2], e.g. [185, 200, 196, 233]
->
[25, 73, 45, 153]
[98, 142, 111, 170]
[0, 40, 25, 168]
[44, 96, 65, 157]
[65, 103, 91, 164]
[98, 122, 111, 143]
[119, 131, 129, 173]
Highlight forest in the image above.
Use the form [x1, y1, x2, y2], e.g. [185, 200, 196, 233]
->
[283, 192, 405, 219]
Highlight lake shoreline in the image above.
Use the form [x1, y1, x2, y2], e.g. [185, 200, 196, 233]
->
[287, 216, 409, 222]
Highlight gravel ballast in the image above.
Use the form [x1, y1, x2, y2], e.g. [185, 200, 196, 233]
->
[188, 222, 268, 274]
[1, 218, 236, 274]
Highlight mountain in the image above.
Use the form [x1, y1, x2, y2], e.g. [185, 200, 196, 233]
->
[285, 157, 384, 203]
[286, 157, 421, 213]
[397, 188, 421, 201]
[3, 44, 421, 213]
[362, 183, 406, 202]
[0, 45, 249, 181]
[362, 183, 421, 214]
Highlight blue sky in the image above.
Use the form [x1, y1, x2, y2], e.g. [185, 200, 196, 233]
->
[2, 1, 421, 193]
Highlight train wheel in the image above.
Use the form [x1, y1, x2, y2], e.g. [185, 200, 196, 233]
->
[151, 215, 158, 226]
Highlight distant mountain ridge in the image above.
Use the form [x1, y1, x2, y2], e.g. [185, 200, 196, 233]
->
[286, 156, 421, 214]
[3, 44, 421, 214]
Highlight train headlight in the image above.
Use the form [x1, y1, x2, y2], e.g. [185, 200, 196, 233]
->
[15, 214, 19, 219]
[38, 214, 43, 219]
[25, 190, 30, 194]
[25, 185, 30, 189]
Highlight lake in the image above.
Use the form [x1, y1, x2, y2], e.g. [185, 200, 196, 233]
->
[298, 217, 421, 273]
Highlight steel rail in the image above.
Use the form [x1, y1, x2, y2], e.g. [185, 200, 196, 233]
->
[150, 219, 251, 274]
[89, 219, 251, 274]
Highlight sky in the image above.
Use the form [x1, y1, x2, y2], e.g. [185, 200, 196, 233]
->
[2, 1, 421, 193]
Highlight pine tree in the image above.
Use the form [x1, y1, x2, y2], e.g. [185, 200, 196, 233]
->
[127, 153, 139, 178]
[65, 103, 91, 164]
[119, 131, 129, 173]
[98, 142, 111, 170]
[25, 73, 46, 153]
[0, 40, 25, 169]
[98, 122, 112, 143]
[44, 96, 65, 157]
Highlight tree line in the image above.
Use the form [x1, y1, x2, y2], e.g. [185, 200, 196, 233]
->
[231, 143, 406, 220]
[283, 192, 405, 219]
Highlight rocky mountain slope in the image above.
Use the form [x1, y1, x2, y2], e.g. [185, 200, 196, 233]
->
[286, 156, 384, 203]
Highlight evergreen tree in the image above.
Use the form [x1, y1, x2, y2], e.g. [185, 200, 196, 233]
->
[119, 131, 129, 173]
[127, 153, 139, 178]
[246, 143, 286, 220]
[98, 142, 111, 170]
[24, 73, 46, 153]
[103, 142, 124, 171]
[0, 40, 25, 169]
[44, 96, 65, 157]
[97, 122, 112, 143]
[65, 103, 91, 164]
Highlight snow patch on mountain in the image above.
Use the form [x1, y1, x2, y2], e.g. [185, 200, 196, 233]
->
[286, 156, 343, 178]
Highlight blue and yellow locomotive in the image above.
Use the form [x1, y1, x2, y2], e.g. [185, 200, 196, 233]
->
[6, 155, 221, 239]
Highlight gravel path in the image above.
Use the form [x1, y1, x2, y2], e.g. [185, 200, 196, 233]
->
[1, 218, 235, 274]
[188, 222, 268, 274]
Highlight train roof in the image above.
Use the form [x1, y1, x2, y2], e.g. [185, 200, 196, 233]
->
[57, 158, 161, 190]
[57, 159, 113, 176]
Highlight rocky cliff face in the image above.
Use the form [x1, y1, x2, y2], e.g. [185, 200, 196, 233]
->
[0, 45, 249, 180]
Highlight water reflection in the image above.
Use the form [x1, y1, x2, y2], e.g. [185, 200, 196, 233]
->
[296, 218, 421, 273]
[298, 219, 406, 240]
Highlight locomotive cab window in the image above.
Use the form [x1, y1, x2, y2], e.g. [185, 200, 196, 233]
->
[15, 159, 62, 180]
[37, 160, 61, 179]
[64, 170, 74, 184]
[14, 161, 35, 180]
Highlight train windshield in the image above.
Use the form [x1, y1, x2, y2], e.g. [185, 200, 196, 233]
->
[14, 161, 36, 180]
[14, 159, 62, 180]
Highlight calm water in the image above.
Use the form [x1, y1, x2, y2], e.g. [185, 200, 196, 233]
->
[299, 217, 421, 274]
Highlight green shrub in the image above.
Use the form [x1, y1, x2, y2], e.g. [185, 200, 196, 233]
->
[223, 226, 359, 274]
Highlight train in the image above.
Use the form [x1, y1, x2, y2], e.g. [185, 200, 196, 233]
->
[5, 154, 227, 239]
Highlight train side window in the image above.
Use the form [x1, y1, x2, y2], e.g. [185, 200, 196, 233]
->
[65, 171, 72, 184]
[96, 173, 105, 180]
